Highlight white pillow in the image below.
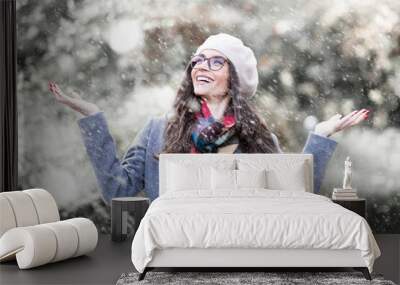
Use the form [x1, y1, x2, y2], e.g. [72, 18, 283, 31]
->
[165, 157, 236, 193]
[237, 157, 310, 192]
[266, 161, 307, 191]
[236, 169, 268, 189]
[167, 162, 211, 192]
[211, 168, 236, 190]
[211, 168, 268, 191]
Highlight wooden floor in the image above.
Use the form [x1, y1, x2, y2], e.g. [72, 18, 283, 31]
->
[0, 234, 398, 284]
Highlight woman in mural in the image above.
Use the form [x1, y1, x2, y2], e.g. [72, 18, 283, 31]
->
[48, 33, 369, 205]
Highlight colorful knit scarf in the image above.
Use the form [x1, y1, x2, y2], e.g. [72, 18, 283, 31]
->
[191, 97, 237, 153]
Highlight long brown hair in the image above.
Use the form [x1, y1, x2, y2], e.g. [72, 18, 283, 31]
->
[155, 60, 278, 159]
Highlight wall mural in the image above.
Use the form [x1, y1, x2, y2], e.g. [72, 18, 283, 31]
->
[17, 0, 400, 234]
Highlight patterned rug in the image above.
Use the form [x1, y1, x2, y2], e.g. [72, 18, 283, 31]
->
[116, 271, 396, 285]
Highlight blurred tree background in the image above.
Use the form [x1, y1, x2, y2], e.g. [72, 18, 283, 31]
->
[17, 0, 400, 233]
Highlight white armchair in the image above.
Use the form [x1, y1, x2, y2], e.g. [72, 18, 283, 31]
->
[0, 189, 98, 269]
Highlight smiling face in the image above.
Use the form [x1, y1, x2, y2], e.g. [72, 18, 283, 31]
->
[190, 49, 230, 100]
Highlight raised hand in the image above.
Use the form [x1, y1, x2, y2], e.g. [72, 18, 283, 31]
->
[314, 109, 370, 137]
[48, 81, 101, 116]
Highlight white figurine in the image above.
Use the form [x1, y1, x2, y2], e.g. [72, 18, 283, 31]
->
[342, 156, 352, 190]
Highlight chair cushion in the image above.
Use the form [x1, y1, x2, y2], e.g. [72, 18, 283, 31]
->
[0, 218, 98, 269]
[0, 196, 16, 237]
[0, 191, 40, 228]
[23, 189, 60, 223]
[0, 189, 60, 238]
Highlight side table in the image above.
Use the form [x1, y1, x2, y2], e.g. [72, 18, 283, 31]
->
[332, 198, 366, 218]
[111, 197, 150, 242]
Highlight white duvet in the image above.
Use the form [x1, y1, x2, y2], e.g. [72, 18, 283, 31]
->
[131, 190, 381, 273]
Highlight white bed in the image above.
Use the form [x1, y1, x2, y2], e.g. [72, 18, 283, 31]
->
[131, 154, 381, 280]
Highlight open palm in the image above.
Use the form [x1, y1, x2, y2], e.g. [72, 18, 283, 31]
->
[48, 81, 100, 116]
[314, 109, 370, 137]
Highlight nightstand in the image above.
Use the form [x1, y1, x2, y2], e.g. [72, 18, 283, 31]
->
[332, 198, 366, 218]
[111, 197, 150, 242]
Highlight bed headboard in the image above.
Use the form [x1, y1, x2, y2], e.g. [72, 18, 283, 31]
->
[159, 153, 314, 195]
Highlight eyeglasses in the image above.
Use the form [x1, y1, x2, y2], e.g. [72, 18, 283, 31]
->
[189, 54, 227, 71]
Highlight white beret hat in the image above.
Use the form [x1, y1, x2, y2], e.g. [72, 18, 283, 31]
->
[195, 33, 258, 98]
